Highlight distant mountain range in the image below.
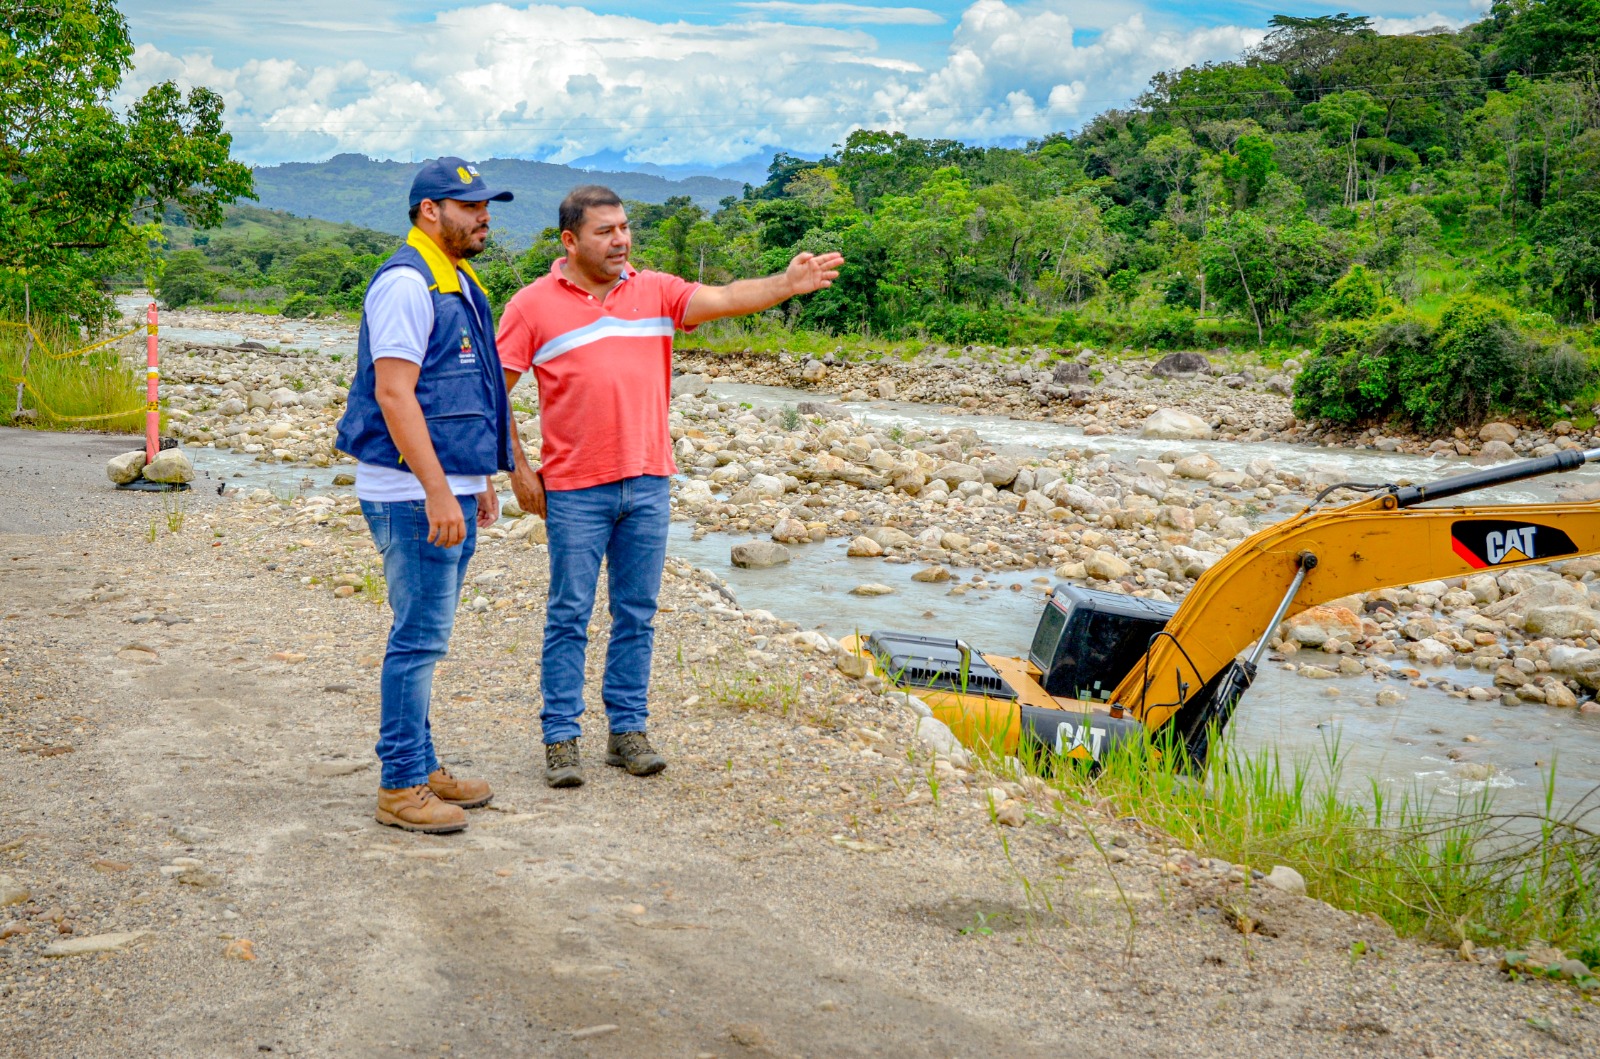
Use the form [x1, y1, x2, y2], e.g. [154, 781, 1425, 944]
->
[248, 154, 750, 243]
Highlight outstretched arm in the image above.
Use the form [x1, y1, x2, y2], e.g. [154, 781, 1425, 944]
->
[682, 251, 843, 327]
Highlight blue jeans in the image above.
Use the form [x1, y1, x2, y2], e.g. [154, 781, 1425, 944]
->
[541, 475, 670, 745]
[360, 496, 478, 789]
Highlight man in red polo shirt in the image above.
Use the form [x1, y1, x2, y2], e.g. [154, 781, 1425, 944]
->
[497, 185, 842, 787]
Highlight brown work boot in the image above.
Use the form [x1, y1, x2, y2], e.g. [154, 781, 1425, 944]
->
[375, 784, 467, 834]
[428, 765, 493, 808]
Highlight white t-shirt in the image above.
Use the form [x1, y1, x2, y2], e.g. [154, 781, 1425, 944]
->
[355, 265, 491, 502]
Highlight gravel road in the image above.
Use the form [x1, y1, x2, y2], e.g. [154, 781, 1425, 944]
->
[1, 425, 1596, 1057]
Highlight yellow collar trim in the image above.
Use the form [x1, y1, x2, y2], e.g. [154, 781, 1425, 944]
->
[406, 227, 486, 297]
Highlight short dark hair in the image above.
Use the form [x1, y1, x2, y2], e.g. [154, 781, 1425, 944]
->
[559, 185, 623, 235]
[408, 202, 422, 226]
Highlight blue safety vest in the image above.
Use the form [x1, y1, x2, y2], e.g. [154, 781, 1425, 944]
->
[334, 229, 515, 477]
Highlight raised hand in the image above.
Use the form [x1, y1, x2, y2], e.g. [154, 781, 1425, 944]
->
[786, 251, 844, 296]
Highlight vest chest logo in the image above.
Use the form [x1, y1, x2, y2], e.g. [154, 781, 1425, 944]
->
[1452, 520, 1578, 568]
[457, 328, 476, 366]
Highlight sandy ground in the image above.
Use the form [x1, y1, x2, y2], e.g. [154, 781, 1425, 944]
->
[1, 425, 1597, 1058]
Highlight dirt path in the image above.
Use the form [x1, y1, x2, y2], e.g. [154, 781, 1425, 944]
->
[1, 427, 1596, 1057]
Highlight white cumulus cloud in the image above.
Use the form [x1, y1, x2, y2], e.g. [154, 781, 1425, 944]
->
[120, 1, 1271, 165]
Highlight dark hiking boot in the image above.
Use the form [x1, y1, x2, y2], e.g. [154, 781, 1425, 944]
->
[605, 731, 667, 776]
[544, 739, 585, 788]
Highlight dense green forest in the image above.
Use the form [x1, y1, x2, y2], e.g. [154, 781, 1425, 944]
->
[154, 6, 1600, 428]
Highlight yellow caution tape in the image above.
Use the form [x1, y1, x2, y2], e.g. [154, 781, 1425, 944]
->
[3, 318, 153, 423]
[5, 375, 150, 424]
[0, 321, 142, 360]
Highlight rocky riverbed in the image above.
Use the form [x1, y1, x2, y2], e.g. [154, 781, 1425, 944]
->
[142, 310, 1600, 731]
[3, 425, 1598, 1055]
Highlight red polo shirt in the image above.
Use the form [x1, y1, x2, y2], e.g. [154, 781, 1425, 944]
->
[496, 260, 700, 490]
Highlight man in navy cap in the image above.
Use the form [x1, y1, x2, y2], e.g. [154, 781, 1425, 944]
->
[335, 157, 520, 833]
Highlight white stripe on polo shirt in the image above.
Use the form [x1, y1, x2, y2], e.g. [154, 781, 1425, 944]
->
[531, 315, 676, 366]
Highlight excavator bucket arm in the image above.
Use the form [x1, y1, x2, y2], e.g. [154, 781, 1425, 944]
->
[1113, 449, 1600, 731]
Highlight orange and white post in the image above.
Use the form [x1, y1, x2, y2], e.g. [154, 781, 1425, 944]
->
[145, 302, 159, 462]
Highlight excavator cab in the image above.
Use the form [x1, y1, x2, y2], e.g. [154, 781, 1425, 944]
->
[1030, 586, 1177, 701]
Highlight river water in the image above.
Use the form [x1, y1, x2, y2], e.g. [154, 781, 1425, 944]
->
[172, 339, 1600, 819]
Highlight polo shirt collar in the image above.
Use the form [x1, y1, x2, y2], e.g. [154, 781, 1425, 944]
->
[407, 227, 487, 297]
[552, 257, 634, 292]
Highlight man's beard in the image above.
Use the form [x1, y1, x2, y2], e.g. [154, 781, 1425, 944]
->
[440, 213, 487, 259]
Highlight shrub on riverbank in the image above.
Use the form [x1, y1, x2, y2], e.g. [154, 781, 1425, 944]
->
[1292, 296, 1600, 431]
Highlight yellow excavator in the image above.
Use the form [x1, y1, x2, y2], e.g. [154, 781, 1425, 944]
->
[842, 448, 1600, 767]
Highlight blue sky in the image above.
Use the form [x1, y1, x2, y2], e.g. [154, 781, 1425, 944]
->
[119, 1, 1493, 169]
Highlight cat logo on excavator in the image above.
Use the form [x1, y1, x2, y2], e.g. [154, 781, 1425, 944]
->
[1451, 520, 1578, 568]
[1053, 719, 1106, 760]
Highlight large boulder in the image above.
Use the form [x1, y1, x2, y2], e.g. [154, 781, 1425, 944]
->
[979, 459, 1019, 487]
[1171, 546, 1220, 578]
[1051, 361, 1090, 386]
[770, 518, 809, 544]
[746, 473, 786, 498]
[106, 450, 146, 485]
[1140, 409, 1213, 440]
[932, 462, 982, 486]
[1173, 453, 1221, 480]
[1480, 439, 1517, 462]
[1049, 481, 1108, 514]
[863, 526, 915, 549]
[676, 479, 713, 504]
[731, 541, 791, 569]
[1479, 422, 1518, 444]
[1523, 605, 1600, 639]
[1282, 604, 1363, 647]
[801, 360, 828, 383]
[1150, 351, 1213, 379]
[846, 535, 883, 557]
[1085, 550, 1132, 581]
[671, 372, 711, 398]
[142, 448, 194, 484]
[1486, 579, 1590, 619]
[1548, 647, 1600, 690]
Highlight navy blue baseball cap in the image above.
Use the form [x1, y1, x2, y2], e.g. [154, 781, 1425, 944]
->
[409, 156, 514, 208]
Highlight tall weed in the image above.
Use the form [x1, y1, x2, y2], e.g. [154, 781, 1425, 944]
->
[1041, 728, 1600, 961]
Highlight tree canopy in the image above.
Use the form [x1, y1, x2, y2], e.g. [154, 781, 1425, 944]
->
[1, 0, 253, 328]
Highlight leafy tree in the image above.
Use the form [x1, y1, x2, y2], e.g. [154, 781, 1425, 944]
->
[1322, 265, 1383, 320]
[1202, 212, 1346, 341]
[874, 167, 981, 306]
[157, 249, 216, 309]
[1322, 33, 1479, 152]
[1032, 193, 1109, 306]
[1248, 13, 1375, 96]
[1140, 62, 1295, 131]
[1, 1, 253, 327]
[1397, 296, 1525, 429]
[1534, 191, 1600, 320]
[1304, 91, 1385, 208]
[1490, 0, 1600, 77]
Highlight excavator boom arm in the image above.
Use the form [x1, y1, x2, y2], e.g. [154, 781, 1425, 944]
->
[1112, 451, 1600, 731]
